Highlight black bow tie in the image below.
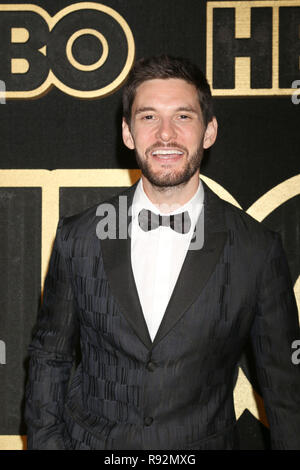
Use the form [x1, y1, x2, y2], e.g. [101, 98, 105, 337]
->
[138, 208, 191, 234]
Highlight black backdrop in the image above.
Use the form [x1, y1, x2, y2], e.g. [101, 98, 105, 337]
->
[0, 0, 299, 450]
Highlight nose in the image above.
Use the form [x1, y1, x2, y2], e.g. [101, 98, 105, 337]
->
[155, 118, 177, 142]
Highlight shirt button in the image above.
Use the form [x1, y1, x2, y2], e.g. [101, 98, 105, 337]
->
[144, 416, 153, 426]
[146, 361, 156, 372]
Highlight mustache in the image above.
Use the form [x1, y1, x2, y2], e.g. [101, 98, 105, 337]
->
[145, 142, 188, 155]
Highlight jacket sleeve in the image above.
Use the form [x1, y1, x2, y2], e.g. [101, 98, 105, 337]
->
[250, 231, 300, 449]
[25, 217, 79, 449]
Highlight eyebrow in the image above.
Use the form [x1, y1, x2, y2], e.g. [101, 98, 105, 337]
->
[134, 106, 199, 116]
[176, 106, 199, 114]
[134, 107, 156, 116]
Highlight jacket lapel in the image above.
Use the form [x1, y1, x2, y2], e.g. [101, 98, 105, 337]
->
[100, 183, 153, 350]
[100, 180, 228, 351]
[152, 181, 228, 348]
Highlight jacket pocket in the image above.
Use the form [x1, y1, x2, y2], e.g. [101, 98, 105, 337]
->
[183, 422, 238, 450]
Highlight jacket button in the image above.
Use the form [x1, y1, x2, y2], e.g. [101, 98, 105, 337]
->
[146, 361, 156, 372]
[144, 416, 153, 426]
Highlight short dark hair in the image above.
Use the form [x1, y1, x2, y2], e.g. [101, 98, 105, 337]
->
[122, 54, 214, 127]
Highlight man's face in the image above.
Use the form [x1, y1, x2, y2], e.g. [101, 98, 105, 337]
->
[122, 78, 217, 188]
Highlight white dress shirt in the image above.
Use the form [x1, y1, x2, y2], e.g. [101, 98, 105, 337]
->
[130, 179, 204, 341]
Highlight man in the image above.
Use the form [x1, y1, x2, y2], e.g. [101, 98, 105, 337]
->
[25, 55, 300, 450]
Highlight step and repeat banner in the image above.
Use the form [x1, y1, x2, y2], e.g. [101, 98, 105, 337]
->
[0, 0, 299, 450]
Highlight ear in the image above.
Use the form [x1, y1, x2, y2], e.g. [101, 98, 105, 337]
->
[122, 118, 135, 150]
[203, 116, 218, 150]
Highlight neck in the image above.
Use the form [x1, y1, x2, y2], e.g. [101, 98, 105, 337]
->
[141, 172, 200, 214]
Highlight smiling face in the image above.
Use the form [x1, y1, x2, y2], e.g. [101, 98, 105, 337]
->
[122, 78, 217, 189]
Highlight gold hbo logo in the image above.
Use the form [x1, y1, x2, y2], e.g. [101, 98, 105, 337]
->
[0, 2, 135, 99]
[207, 0, 300, 96]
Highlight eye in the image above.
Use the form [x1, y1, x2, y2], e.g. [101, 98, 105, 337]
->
[178, 114, 190, 120]
[142, 114, 155, 120]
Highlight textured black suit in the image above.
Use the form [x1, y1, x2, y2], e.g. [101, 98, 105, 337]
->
[25, 181, 300, 450]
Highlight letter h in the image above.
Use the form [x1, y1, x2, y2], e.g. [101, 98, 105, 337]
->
[212, 7, 272, 89]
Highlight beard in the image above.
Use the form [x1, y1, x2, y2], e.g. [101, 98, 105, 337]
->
[134, 140, 204, 189]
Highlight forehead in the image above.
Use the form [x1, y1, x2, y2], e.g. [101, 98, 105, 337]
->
[132, 78, 201, 112]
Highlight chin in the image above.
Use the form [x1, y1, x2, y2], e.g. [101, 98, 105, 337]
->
[147, 171, 193, 188]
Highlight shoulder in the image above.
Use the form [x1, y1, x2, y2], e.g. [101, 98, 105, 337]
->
[223, 199, 282, 267]
[57, 184, 137, 240]
[207, 185, 281, 252]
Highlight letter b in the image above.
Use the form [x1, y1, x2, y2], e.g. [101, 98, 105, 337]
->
[0, 10, 49, 92]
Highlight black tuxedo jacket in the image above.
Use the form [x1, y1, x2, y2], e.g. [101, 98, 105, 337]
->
[25, 181, 300, 450]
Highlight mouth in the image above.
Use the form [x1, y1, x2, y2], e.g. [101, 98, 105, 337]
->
[150, 148, 184, 162]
